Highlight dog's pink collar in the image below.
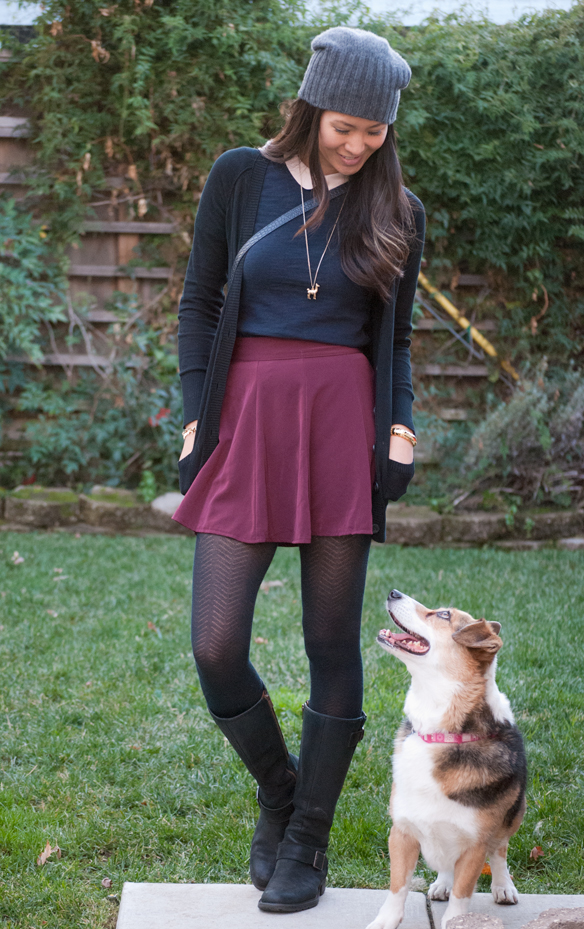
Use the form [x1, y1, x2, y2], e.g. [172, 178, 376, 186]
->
[414, 730, 492, 744]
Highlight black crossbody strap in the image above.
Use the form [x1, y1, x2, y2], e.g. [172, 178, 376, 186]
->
[227, 184, 346, 291]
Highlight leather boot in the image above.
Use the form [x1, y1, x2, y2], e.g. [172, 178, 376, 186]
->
[210, 690, 297, 890]
[258, 702, 366, 912]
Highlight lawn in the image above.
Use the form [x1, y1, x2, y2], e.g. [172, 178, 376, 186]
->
[0, 532, 583, 928]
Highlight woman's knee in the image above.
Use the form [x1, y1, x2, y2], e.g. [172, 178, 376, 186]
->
[191, 638, 247, 683]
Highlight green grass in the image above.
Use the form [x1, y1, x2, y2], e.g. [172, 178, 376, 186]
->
[0, 533, 583, 927]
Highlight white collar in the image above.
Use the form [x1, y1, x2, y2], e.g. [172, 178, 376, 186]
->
[285, 155, 348, 191]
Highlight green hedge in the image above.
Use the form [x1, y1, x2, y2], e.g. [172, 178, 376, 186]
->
[1, 2, 582, 368]
[1, 1, 583, 493]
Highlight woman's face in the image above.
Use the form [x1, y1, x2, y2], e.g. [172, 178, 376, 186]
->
[318, 110, 389, 175]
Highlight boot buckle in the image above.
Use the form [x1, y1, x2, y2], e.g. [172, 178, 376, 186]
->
[313, 850, 326, 870]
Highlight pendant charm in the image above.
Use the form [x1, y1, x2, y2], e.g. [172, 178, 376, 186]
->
[307, 284, 320, 300]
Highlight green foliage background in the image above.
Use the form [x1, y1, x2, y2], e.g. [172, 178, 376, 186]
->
[1, 0, 583, 492]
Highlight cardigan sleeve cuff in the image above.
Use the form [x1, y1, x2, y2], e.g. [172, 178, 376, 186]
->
[391, 390, 415, 434]
[180, 370, 206, 426]
[385, 459, 415, 502]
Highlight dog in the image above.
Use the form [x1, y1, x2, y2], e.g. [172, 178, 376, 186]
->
[366, 589, 526, 929]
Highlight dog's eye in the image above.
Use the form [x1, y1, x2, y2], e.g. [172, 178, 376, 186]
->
[436, 611, 451, 621]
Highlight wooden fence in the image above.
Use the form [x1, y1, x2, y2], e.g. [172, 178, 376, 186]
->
[1, 112, 502, 464]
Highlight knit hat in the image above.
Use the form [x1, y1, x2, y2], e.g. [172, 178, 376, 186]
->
[298, 27, 411, 125]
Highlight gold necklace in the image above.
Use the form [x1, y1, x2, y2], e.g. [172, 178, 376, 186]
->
[300, 184, 346, 299]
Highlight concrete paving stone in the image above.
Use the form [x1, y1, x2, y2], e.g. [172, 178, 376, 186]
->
[5, 488, 80, 527]
[522, 907, 584, 929]
[116, 883, 430, 929]
[0, 522, 30, 532]
[385, 506, 442, 546]
[557, 537, 584, 551]
[441, 513, 508, 544]
[430, 894, 584, 929]
[524, 510, 584, 541]
[446, 916, 504, 929]
[494, 540, 551, 551]
[151, 492, 184, 517]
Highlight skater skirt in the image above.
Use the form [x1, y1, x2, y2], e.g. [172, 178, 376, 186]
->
[172, 336, 375, 544]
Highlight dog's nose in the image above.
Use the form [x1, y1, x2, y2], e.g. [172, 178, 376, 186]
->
[389, 589, 403, 600]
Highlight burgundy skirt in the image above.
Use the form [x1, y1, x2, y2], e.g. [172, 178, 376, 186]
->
[172, 336, 375, 544]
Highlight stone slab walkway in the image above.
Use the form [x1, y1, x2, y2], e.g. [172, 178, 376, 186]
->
[115, 884, 428, 929]
[430, 893, 584, 929]
[116, 884, 584, 929]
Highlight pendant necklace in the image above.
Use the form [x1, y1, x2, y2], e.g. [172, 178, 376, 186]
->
[300, 184, 346, 299]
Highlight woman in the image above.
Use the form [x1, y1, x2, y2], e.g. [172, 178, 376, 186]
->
[173, 26, 425, 914]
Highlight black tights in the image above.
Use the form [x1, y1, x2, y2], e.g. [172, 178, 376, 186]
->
[191, 532, 370, 719]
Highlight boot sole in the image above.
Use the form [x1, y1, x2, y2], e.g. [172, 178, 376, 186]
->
[257, 883, 325, 913]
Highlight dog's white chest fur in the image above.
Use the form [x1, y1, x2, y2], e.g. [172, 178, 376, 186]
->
[392, 734, 478, 872]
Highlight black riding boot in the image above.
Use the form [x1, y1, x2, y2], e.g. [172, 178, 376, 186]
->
[258, 702, 366, 913]
[209, 690, 297, 891]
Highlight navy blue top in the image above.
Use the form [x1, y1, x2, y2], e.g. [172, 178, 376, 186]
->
[238, 160, 373, 347]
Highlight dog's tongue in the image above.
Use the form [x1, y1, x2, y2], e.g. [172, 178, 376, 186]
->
[382, 629, 417, 643]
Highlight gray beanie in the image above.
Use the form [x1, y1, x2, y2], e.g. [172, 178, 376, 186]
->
[298, 27, 411, 125]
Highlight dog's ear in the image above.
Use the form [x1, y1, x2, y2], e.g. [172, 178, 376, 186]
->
[452, 618, 502, 659]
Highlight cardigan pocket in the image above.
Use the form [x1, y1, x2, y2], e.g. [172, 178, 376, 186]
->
[178, 449, 197, 495]
[382, 458, 415, 502]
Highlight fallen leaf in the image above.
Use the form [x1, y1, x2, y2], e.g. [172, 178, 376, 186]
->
[11, 551, 24, 565]
[37, 841, 51, 866]
[47, 610, 59, 617]
[260, 579, 287, 592]
[101, 877, 113, 889]
[254, 637, 269, 644]
[147, 621, 162, 638]
[36, 842, 61, 866]
[481, 862, 491, 875]
[53, 575, 69, 581]
[54, 567, 63, 573]
[530, 845, 544, 861]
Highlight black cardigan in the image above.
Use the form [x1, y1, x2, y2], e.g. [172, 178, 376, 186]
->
[177, 147, 425, 543]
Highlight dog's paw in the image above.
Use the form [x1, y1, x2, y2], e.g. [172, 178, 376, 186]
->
[365, 919, 401, 929]
[365, 895, 404, 929]
[492, 878, 518, 905]
[428, 876, 452, 901]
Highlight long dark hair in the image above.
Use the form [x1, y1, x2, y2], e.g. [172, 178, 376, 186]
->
[262, 98, 415, 302]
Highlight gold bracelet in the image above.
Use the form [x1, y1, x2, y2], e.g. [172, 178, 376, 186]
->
[390, 426, 417, 447]
[181, 425, 197, 441]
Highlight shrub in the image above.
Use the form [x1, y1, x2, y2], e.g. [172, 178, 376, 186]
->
[0, 197, 68, 361]
[462, 366, 584, 506]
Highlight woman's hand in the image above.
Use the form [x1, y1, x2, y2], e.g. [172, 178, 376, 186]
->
[389, 423, 414, 464]
[180, 420, 198, 460]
